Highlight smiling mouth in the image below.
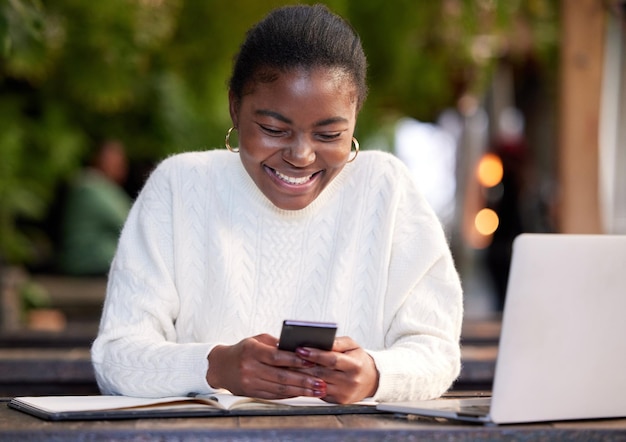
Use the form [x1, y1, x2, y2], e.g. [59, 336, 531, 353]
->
[270, 167, 318, 185]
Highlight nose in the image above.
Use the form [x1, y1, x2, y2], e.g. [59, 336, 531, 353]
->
[283, 137, 315, 167]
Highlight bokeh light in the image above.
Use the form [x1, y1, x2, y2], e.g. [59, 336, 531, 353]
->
[476, 153, 503, 188]
[474, 208, 499, 236]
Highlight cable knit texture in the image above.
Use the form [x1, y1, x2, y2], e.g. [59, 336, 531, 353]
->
[91, 149, 463, 401]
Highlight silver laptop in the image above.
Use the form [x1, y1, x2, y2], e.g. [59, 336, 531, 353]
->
[378, 233, 626, 424]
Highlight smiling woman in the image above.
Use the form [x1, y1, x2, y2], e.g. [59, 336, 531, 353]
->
[232, 67, 357, 210]
[91, 4, 463, 405]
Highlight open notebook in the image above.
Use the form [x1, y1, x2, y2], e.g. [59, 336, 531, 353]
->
[378, 234, 626, 424]
[9, 393, 377, 421]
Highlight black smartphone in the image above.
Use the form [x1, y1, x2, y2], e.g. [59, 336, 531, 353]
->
[277, 320, 337, 352]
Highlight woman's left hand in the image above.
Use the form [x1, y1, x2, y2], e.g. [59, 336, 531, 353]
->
[293, 336, 379, 404]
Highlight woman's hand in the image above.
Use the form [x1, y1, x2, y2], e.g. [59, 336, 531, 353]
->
[294, 336, 379, 404]
[206, 334, 327, 399]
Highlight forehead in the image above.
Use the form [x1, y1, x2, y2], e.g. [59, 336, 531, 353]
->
[244, 66, 357, 100]
[241, 67, 358, 115]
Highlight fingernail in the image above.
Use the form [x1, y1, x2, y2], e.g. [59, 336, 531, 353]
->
[313, 380, 326, 389]
[313, 390, 326, 397]
[301, 360, 315, 367]
[296, 347, 310, 357]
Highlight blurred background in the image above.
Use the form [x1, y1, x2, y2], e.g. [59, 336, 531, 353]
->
[1, 0, 625, 335]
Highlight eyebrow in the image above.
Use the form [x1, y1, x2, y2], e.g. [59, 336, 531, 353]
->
[255, 109, 348, 127]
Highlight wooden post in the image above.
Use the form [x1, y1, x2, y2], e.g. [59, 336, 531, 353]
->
[558, 0, 606, 233]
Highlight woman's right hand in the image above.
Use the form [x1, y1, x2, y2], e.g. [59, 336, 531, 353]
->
[206, 334, 327, 399]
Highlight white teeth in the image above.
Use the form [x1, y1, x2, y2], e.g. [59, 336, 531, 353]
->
[274, 169, 312, 185]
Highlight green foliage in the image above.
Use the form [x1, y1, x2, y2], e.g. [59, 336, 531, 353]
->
[0, 0, 558, 265]
[345, 0, 559, 122]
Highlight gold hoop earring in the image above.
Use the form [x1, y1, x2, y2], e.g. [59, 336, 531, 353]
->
[346, 137, 360, 163]
[225, 127, 239, 153]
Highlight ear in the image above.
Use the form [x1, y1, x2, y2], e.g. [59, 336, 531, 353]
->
[228, 90, 239, 128]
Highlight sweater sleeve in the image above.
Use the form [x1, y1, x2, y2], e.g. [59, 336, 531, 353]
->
[367, 158, 463, 402]
[91, 159, 215, 398]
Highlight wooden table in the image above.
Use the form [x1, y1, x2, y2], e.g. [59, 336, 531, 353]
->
[1, 398, 625, 441]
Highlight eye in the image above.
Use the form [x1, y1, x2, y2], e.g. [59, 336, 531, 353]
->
[259, 124, 286, 137]
[316, 132, 342, 142]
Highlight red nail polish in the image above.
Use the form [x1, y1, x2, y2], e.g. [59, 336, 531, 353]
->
[313, 380, 326, 389]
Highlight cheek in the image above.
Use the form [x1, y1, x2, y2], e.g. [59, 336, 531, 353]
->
[238, 130, 270, 157]
[324, 141, 353, 167]
[239, 124, 288, 151]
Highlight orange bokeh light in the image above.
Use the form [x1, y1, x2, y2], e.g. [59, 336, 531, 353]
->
[474, 208, 499, 236]
[476, 153, 503, 188]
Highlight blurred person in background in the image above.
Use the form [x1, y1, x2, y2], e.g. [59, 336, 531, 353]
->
[57, 139, 131, 276]
[484, 108, 528, 310]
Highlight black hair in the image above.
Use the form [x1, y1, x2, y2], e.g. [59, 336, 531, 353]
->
[229, 4, 368, 110]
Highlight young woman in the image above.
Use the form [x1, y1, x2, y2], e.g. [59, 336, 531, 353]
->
[91, 4, 463, 404]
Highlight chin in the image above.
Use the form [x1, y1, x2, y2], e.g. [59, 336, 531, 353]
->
[270, 196, 316, 211]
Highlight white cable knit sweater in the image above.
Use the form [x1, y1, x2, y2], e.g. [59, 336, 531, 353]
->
[91, 149, 463, 402]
